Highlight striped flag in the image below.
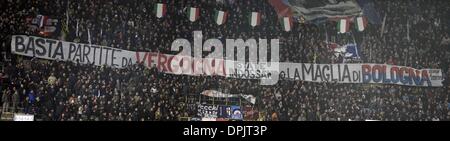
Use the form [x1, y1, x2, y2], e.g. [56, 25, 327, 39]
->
[36, 15, 47, 28]
[280, 17, 293, 31]
[30, 15, 57, 37]
[337, 18, 350, 33]
[214, 10, 227, 25]
[154, 3, 167, 18]
[249, 12, 261, 27]
[188, 7, 200, 22]
[355, 16, 368, 31]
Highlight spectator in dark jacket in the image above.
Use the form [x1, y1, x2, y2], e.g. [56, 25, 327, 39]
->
[2, 89, 11, 113]
[12, 87, 20, 113]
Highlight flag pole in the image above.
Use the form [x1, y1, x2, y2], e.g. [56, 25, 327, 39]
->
[324, 23, 329, 48]
[407, 17, 410, 41]
[66, 0, 69, 28]
[351, 32, 360, 60]
[380, 13, 387, 37]
[88, 27, 91, 45]
[75, 20, 79, 37]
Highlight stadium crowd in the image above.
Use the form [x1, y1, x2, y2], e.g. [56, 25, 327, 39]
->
[0, 0, 449, 121]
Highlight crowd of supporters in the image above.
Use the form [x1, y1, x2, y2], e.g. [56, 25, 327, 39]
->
[0, 0, 449, 121]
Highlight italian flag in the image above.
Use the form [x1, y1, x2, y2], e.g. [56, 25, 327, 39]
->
[337, 18, 350, 33]
[249, 12, 261, 27]
[355, 16, 368, 31]
[154, 3, 167, 18]
[188, 7, 200, 22]
[214, 10, 228, 25]
[280, 17, 293, 31]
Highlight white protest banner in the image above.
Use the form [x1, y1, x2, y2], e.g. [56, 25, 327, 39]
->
[11, 35, 136, 68]
[278, 63, 443, 87]
[11, 35, 444, 87]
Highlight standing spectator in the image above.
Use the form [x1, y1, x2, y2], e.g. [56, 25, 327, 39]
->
[12, 87, 20, 113]
[2, 89, 11, 113]
[0, 71, 4, 94]
[25, 90, 36, 114]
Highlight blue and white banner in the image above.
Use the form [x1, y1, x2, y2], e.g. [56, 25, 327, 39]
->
[332, 43, 361, 59]
[230, 106, 243, 120]
[278, 63, 443, 87]
[284, 0, 362, 22]
[343, 43, 361, 58]
[217, 105, 242, 120]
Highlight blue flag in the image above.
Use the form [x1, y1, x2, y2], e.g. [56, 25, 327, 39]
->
[357, 0, 382, 24]
[344, 43, 361, 59]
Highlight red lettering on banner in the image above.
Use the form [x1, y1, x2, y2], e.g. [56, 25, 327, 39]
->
[149, 53, 158, 67]
[181, 56, 191, 74]
[167, 55, 176, 72]
[408, 68, 414, 78]
[399, 67, 405, 76]
[170, 56, 183, 74]
[372, 65, 382, 72]
[391, 66, 400, 76]
[422, 70, 429, 79]
[362, 64, 371, 72]
[415, 70, 421, 78]
[144, 52, 157, 67]
[135, 52, 148, 64]
[157, 53, 168, 72]
[390, 66, 400, 78]
[370, 64, 383, 82]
